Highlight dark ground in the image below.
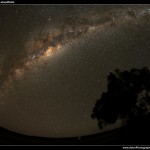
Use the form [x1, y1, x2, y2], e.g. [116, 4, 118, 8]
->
[0, 114, 150, 145]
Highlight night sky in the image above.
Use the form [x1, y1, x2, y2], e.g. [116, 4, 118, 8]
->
[0, 5, 150, 138]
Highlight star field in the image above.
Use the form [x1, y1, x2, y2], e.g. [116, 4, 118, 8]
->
[0, 5, 150, 138]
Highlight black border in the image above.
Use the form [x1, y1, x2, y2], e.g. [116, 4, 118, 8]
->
[0, 0, 150, 5]
[0, 1, 150, 149]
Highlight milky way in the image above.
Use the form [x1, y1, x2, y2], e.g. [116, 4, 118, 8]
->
[0, 5, 150, 137]
[1, 5, 150, 97]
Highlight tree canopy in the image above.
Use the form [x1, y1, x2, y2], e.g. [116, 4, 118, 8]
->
[91, 67, 150, 129]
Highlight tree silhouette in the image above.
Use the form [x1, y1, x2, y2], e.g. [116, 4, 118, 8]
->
[91, 67, 150, 129]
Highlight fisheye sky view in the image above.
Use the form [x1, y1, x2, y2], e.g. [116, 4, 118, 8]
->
[0, 4, 150, 140]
